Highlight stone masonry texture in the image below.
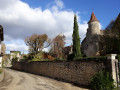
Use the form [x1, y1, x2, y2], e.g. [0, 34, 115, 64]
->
[12, 60, 107, 86]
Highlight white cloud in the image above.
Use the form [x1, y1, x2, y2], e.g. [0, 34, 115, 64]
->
[6, 43, 28, 52]
[47, 0, 64, 11]
[55, 0, 64, 9]
[0, 0, 88, 53]
[4, 39, 28, 53]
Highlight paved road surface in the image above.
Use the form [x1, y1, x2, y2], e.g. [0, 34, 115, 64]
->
[0, 68, 89, 90]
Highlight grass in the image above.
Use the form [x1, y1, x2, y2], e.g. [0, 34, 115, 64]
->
[0, 69, 2, 74]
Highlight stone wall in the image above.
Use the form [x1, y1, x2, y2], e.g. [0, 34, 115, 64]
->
[12, 59, 108, 86]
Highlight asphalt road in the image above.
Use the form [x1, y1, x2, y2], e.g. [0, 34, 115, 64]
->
[0, 68, 89, 90]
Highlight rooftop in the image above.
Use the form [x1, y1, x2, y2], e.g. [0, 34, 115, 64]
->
[88, 12, 99, 23]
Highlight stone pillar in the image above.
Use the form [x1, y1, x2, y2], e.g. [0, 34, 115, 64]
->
[107, 54, 119, 87]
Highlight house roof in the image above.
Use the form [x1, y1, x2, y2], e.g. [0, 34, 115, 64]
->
[0, 25, 4, 41]
[88, 12, 99, 23]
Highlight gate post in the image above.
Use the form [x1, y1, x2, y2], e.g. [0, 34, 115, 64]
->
[107, 54, 119, 87]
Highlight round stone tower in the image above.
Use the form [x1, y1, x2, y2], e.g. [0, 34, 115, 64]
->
[88, 12, 100, 35]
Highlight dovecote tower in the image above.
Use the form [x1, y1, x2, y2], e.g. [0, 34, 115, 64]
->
[88, 12, 100, 35]
[82, 12, 101, 57]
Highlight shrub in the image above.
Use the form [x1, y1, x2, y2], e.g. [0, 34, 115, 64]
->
[90, 71, 116, 90]
[31, 53, 43, 61]
[27, 54, 35, 60]
[54, 57, 65, 61]
[23, 55, 28, 60]
[21, 53, 35, 61]
[67, 55, 107, 61]
[67, 54, 74, 60]
[12, 57, 19, 61]
[117, 54, 120, 62]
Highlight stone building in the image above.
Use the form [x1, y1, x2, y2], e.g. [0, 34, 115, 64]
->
[0, 25, 4, 67]
[81, 12, 104, 57]
[10, 51, 21, 61]
[63, 45, 72, 58]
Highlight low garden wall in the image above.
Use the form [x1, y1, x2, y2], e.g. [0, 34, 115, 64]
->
[12, 59, 108, 86]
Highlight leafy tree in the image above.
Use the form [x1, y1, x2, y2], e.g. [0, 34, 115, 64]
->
[25, 34, 51, 54]
[72, 15, 82, 60]
[50, 34, 65, 58]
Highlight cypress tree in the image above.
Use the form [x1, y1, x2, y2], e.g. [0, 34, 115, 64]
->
[72, 15, 82, 60]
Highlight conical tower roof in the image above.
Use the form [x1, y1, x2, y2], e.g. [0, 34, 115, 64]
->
[88, 12, 99, 23]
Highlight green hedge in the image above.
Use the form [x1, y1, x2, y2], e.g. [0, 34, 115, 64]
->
[0, 69, 2, 74]
[67, 54, 107, 61]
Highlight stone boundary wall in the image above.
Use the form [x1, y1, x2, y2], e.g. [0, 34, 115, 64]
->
[12, 60, 107, 86]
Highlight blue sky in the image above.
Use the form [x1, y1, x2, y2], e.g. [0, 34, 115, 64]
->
[0, 0, 119, 53]
[22, 0, 120, 29]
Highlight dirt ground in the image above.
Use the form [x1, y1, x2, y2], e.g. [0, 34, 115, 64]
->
[0, 68, 89, 90]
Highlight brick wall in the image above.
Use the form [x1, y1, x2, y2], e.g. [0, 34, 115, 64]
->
[12, 60, 107, 86]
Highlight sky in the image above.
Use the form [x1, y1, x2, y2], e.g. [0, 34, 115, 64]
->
[0, 0, 119, 53]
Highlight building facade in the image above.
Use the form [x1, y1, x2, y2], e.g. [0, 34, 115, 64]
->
[0, 25, 4, 67]
[81, 12, 104, 57]
[10, 51, 21, 61]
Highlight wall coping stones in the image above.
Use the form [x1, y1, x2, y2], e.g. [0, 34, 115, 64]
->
[107, 54, 117, 60]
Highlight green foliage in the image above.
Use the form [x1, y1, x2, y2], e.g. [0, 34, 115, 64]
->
[0, 69, 2, 74]
[83, 56, 107, 59]
[117, 54, 120, 62]
[72, 15, 82, 60]
[12, 56, 19, 61]
[90, 71, 116, 90]
[11, 52, 20, 61]
[31, 53, 43, 61]
[23, 55, 28, 60]
[22, 53, 35, 61]
[67, 55, 106, 61]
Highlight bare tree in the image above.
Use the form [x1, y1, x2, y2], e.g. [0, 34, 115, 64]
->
[50, 34, 65, 58]
[25, 34, 51, 54]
